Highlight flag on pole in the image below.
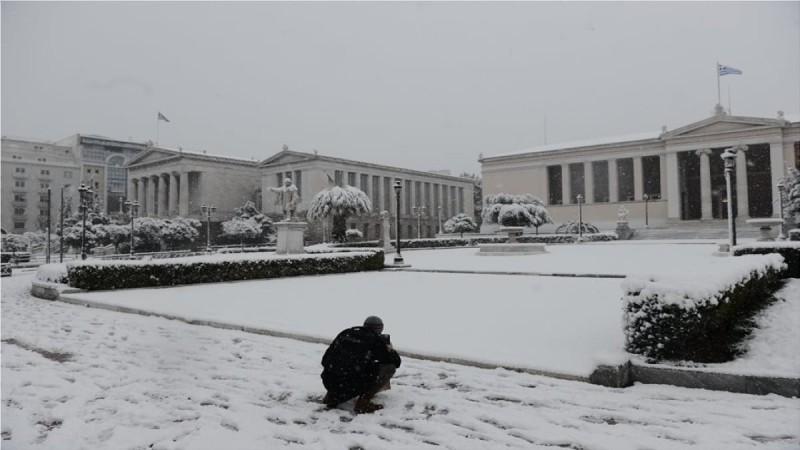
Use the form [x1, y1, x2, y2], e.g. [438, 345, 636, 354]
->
[718, 64, 743, 76]
[157, 112, 171, 122]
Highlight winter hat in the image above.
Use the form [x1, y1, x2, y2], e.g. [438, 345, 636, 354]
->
[363, 316, 384, 333]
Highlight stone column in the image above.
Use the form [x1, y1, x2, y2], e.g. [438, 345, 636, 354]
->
[696, 149, 712, 220]
[168, 172, 179, 217]
[128, 178, 136, 204]
[150, 175, 160, 217]
[560, 164, 570, 204]
[179, 172, 190, 217]
[138, 177, 146, 213]
[735, 147, 749, 219]
[584, 161, 594, 203]
[158, 174, 168, 217]
[633, 156, 644, 203]
[665, 152, 680, 219]
[608, 159, 619, 203]
[659, 154, 668, 201]
[769, 142, 784, 218]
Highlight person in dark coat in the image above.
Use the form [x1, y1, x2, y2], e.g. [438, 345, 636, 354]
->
[321, 316, 402, 414]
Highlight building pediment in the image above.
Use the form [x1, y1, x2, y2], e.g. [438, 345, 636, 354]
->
[662, 115, 787, 140]
[126, 148, 178, 167]
[260, 150, 316, 167]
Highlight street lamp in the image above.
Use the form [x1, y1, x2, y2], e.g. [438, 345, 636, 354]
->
[643, 194, 650, 229]
[124, 200, 139, 257]
[576, 194, 584, 240]
[393, 181, 404, 265]
[777, 181, 787, 240]
[722, 149, 736, 249]
[59, 184, 72, 263]
[412, 205, 426, 239]
[78, 183, 93, 260]
[201, 204, 216, 252]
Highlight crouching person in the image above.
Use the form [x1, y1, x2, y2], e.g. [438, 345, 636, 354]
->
[321, 316, 402, 414]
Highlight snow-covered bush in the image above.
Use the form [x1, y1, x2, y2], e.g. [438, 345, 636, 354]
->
[221, 218, 262, 247]
[35, 263, 69, 284]
[307, 185, 372, 243]
[443, 213, 478, 237]
[734, 242, 800, 278]
[66, 251, 385, 290]
[555, 221, 600, 234]
[231, 201, 275, 239]
[161, 217, 202, 249]
[623, 254, 786, 363]
[781, 167, 800, 225]
[481, 194, 552, 232]
[345, 228, 363, 242]
[1, 233, 29, 252]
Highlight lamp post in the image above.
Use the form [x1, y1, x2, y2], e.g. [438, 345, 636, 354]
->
[576, 194, 584, 240]
[412, 205, 426, 239]
[722, 149, 736, 249]
[393, 181, 404, 265]
[59, 184, 71, 263]
[438, 206, 443, 234]
[643, 194, 650, 229]
[201, 204, 216, 252]
[124, 200, 139, 257]
[46, 188, 51, 263]
[78, 183, 93, 260]
[777, 181, 787, 241]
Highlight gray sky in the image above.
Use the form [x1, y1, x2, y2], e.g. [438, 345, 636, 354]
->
[2, 2, 799, 175]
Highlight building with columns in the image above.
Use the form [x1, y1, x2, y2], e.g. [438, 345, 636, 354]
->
[260, 149, 475, 241]
[123, 146, 474, 244]
[125, 148, 262, 221]
[480, 110, 799, 231]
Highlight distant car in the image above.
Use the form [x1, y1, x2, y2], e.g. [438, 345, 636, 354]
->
[0, 263, 11, 277]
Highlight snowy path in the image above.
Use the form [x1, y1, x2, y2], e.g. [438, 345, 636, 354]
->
[3, 274, 799, 450]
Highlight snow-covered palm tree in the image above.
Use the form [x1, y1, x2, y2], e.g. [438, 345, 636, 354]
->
[307, 185, 372, 242]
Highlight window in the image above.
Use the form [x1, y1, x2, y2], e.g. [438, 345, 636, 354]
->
[592, 161, 609, 202]
[363, 223, 370, 240]
[15, 167, 25, 173]
[12, 155, 21, 160]
[568, 163, 585, 204]
[95, 169, 100, 174]
[37, 157, 47, 162]
[14, 208, 26, 215]
[14, 222, 25, 229]
[41, 169, 50, 175]
[424, 183, 431, 215]
[293, 170, 302, 196]
[372, 176, 380, 208]
[348, 172, 357, 187]
[40, 183, 50, 189]
[415, 181, 422, 209]
[404, 180, 412, 215]
[64, 171, 73, 179]
[384, 177, 392, 213]
[458, 187, 465, 214]
[547, 166, 562, 205]
[360, 174, 369, 194]
[15, 180, 25, 188]
[450, 186, 457, 216]
[275, 173, 283, 187]
[433, 184, 440, 217]
[616, 158, 635, 202]
[441, 185, 449, 216]
[374, 223, 381, 240]
[335, 170, 344, 187]
[40, 194, 48, 202]
[642, 156, 661, 199]
[40, 209, 48, 217]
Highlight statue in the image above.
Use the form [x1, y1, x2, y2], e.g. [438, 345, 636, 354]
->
[617, 205, 629, 222]
[267, 178, 300, 222]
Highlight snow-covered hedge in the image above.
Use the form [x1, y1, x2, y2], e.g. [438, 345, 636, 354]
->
[330, 233, 617, 249]
[623, 254, 786, 363]
[35, 263, 69, 284]
[733, 242, 800, 278]
[66, 251, 384, 291]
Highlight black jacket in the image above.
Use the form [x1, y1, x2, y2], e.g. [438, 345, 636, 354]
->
[321, 326, 402, 404]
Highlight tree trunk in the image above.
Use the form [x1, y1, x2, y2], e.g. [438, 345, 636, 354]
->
[332, 215, 347, 243]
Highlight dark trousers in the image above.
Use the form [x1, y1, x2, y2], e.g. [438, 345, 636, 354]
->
[363, 364, 396, 397]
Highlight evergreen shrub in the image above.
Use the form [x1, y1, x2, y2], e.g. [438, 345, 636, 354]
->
[733, 243, 800, 278]
[67, 251, 384, 291]
[623, 258, 785, 363]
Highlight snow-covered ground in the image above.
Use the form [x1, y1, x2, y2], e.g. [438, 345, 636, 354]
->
[3, 273, 799, 450]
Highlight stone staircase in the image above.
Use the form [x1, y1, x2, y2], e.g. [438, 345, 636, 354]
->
[630, 219, 762, 240]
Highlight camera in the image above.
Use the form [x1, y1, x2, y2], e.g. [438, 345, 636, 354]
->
[380, 334, 391, 344]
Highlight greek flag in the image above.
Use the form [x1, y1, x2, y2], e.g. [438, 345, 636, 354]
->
[157, 112, 170, 122]
[718, 64, 743, 76]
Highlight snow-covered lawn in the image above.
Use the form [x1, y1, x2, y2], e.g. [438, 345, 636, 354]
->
[62, 272, 627, 377]
[3, 273, 799, 450]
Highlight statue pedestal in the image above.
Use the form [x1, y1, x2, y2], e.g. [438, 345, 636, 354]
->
[275, 221, 307, 255]
[615, 221, 634, 240]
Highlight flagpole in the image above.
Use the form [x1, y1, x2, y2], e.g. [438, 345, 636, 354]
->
[156, 113, 160, 146]
[728, 84, 732, 115]
[716, 62, 721, 108]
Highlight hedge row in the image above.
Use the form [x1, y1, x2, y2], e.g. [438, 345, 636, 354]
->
[734, 243, 800, 278]
[623, 256, 786, 363]
[333, 233, 618, 249]
[67, 251, 385, 291]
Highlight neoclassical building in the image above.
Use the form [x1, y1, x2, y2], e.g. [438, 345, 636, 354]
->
[480, 110, 799, 231]
[125, 146, 475, 243]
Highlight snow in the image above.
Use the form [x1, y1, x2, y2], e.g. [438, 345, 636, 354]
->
[3, 273, 799, 449]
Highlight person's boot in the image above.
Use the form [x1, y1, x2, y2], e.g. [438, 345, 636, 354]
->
[354, 395, 383, 414]
[322, 392, 337, 408]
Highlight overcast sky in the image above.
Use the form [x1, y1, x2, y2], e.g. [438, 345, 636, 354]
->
[2, 2, 798, 175]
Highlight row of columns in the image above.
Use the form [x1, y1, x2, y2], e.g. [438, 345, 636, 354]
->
[129, 171, 193, 218]
[355, 175, 464, 218]
[560, 156, 655, 205]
